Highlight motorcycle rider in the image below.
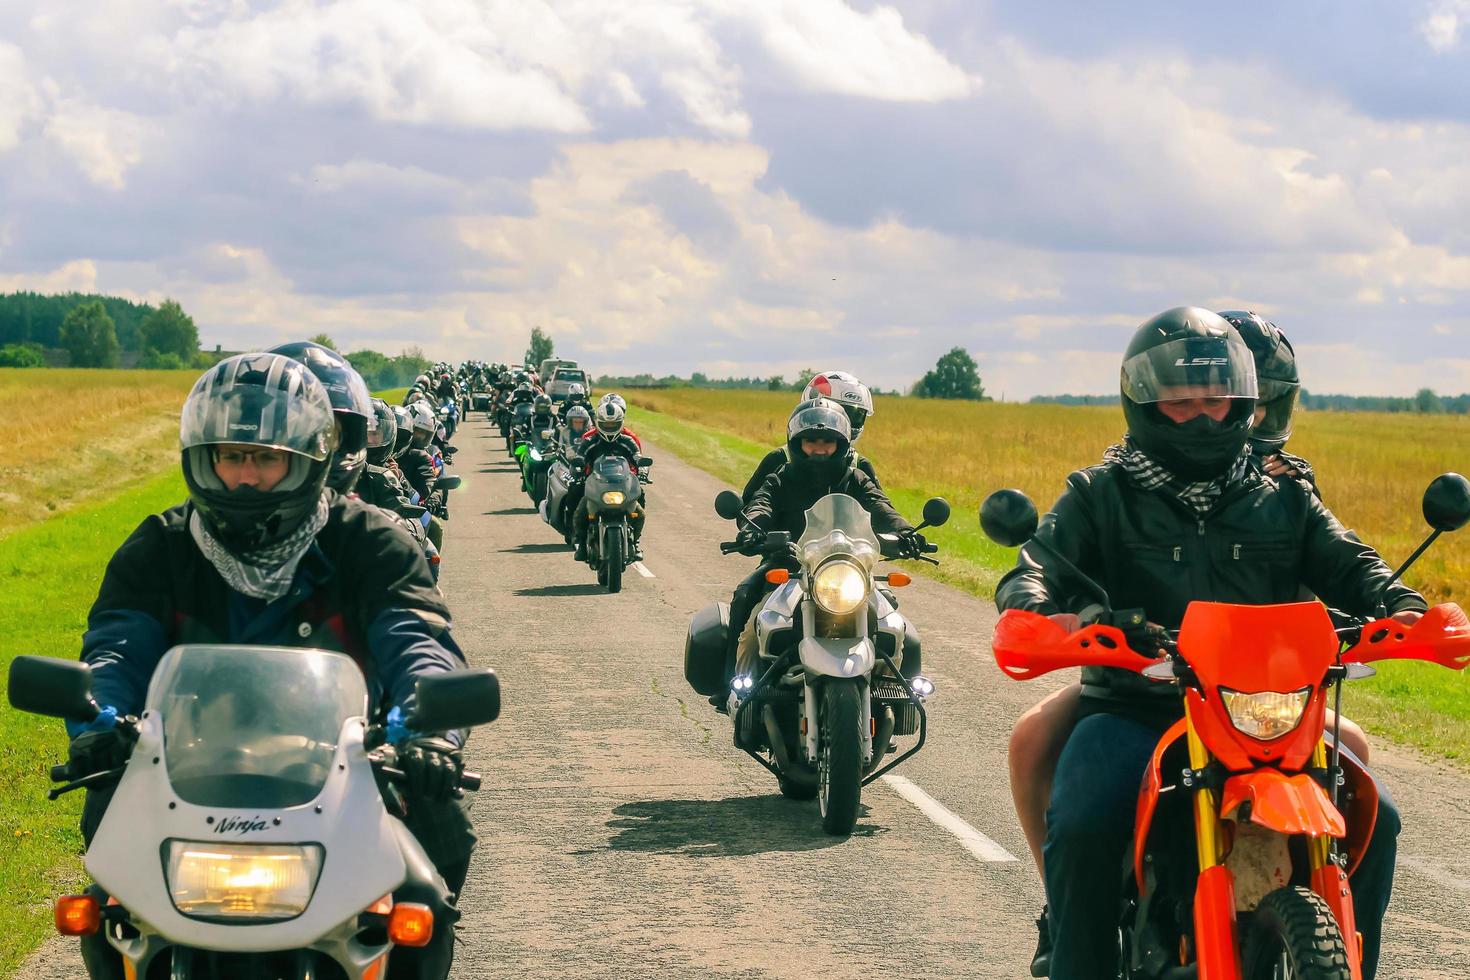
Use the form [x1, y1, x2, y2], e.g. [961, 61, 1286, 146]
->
[402, 404, 447, 550]
[571, 395, 648, 562]
[64, 353, 477, 979]
[740, 371, 880, 504]
[997, 307, 1419, 980]
[531, 393, 556, 434]
[1219, 310, 1315, 487]
[559, 382, 591, 418]
[731, 398, 920, 681]
[358, 398, 442, 577]
[267, 340, 374, 494]
[560, 404, 592, 447]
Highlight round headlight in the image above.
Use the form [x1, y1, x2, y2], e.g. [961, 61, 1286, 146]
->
[812, 560, 868, 615]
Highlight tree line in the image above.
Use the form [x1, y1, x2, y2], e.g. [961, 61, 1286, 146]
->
[0, 292, 204, 369]
[1031, 389, 1470, 414]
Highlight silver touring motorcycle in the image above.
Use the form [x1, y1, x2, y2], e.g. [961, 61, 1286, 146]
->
[688, 490, 947, 834]
[8, 644, 500, 979]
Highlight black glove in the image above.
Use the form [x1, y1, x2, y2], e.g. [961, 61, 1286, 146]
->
[735, 529, 764, 557]
[67, 728, 131, 778]
[906, 531, 929, 556]
[400, 737, 464, 801]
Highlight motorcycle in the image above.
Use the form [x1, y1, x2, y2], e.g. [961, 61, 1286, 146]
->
[8, 644, 501, 979]
[494, 391, 514, 441]
[579, 453, 650, 593]
[540, 442, 582, 544]
[515, 423, 558, 505]
[977, 473, 1470, 980]
[505, 402, 533, 457]
[437, 400, 459, 441]
[689, 490, 946, 835]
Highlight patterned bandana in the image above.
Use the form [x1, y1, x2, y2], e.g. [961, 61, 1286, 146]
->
[1103, 438, 1251, 516]
[189, 494, 330, 602]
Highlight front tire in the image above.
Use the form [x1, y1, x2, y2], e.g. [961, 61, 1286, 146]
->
[1240, 886, 1352, 980]
[604, 531, 624, 593]
[817, 679, 863, 835]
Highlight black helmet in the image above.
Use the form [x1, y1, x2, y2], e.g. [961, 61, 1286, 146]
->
[1218, 311, 1299, 453]
[180, 353, 337, 553]
[534, 393, 553, 416]
[366, 397, 397, 465]
[785, 398, 853, 481]
[267, 341, 373, 492]
[1120, 307, 1258, 481]
[389, 404, 414, 458]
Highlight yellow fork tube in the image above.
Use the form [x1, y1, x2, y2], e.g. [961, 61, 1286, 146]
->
[1308, 739, 1331, 870]
[1184, 702, 1222, 869]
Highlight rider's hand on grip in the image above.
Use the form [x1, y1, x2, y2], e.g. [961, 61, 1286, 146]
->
[735, 529, 764, 557]
[400, 737, 464, 801]
[67, 728, 132, 778]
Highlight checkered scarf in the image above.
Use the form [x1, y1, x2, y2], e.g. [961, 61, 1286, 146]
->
[189, 494, 330, 602]
[1103, 438, 1250, 516]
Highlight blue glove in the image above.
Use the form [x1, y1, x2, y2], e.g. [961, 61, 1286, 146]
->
[385, 704, 420, 746]
[65, 705, 119, 740]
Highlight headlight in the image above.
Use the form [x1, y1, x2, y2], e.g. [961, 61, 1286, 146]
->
[1220, 687, 1311, 741]
[812, 560, 868, 615]
[540, 429, 555, 439]
[601, 491, 625, 505]
[166, 841, 323, 920]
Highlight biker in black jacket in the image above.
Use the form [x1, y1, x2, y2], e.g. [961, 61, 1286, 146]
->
[730, 399, 917, 680]
[739, 371, 880, 504]
[998, 308, 1420, 980]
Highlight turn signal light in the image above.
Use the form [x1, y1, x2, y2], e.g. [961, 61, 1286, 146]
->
[55, 895, 101, 936]
[765, 569, 790, 585]
[388, 903, 434, 947]
[887, 572, 912, 588]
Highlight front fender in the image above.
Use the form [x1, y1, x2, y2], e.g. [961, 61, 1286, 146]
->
[1220, 769, 1346, 838]
[800, 636, 874, 678]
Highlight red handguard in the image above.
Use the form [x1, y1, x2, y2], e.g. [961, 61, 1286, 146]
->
[1341, 602, 1470, 669]
[991, 608, 1165, 680]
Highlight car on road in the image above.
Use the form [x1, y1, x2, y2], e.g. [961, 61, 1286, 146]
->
[547, 364, 593, 403]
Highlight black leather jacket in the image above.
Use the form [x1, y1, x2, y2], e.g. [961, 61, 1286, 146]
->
[745, 460, 911, 540]
[741, 447, 880, 505]
[996, 461, 1425, 716]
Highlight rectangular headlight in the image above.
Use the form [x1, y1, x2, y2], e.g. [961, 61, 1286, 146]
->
[602, 491, 625, 505]
[166, 841, 323, 920]
[1220, 687, 1311, 741]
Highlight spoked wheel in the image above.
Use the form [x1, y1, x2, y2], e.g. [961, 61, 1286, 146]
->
[817, 679, 863, 835]
[604, 532, 624, 593]
[1240, 887, 1352, 980]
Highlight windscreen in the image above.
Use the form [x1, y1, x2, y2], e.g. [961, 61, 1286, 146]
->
[799, 493, 880, 553]
[150, 646, 367, 809]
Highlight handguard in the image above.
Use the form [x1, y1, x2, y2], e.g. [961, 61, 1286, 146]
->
[991, 608, 1165, 680]
[1341, 602, 1470, 669]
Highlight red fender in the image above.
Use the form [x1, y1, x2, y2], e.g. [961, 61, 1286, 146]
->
[1134, 718, 1188, 889]
[1219, 770, 1346, 838]
[1311, 862, 1364, 980]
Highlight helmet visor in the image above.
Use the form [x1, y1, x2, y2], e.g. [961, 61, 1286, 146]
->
[180, 354, 335, 461]
[596, 415, 624, 435]
[787, 403, 852, 444]
[1255, 386, 1299, 445]
[1121, 334, 1258, 405]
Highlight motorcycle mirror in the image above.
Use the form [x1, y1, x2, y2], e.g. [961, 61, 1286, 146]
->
[638, 457, 654, 469]
[436, 475, 462, 491]
[411, 669, 501, 731]
[714, 490, 744, 521]
[1423, 473, 1470, 532]
[980, 489, 1039, 547]
[7, 656, 100, 721]
[919, 498, 951, 529]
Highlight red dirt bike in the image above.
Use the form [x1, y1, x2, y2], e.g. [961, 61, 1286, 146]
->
[979, 473, 1470, 980]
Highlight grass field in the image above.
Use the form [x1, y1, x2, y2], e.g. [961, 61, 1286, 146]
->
[626, 388, 1470, 761]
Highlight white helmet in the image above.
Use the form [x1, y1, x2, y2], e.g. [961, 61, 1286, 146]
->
[411, 403, 437, 434]
[594, 397, 627, 440]
[802, 371, 873, 440]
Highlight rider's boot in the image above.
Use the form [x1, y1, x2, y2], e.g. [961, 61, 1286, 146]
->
[1030, 905, 1052, 977]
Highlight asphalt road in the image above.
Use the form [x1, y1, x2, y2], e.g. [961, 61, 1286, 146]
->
[20, 415, 1470, 978]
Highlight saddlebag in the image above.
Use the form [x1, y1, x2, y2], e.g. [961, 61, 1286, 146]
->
[684, 601, 730, 696]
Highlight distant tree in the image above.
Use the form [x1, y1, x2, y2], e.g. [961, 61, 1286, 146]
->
[0, 343, 44, 367]
[140, 351, 187, 370]
[526, 327, 554, 367]
[790, 369, 817, 392]
[912, 347, 986, 400]
[60, 301, 119, 367]
[139, 299, 199, 360]
[690, 371, 708, 386]
[1415, 388, 1445, 414]
[346, 349, 392, 387]
[766, 374, 786, 391]
[310, 333, 339, 351]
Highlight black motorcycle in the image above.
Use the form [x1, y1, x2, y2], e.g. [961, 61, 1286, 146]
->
[579, 454, 651, 593]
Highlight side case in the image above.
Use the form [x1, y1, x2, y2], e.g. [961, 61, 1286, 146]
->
[684, 601, 730, 696]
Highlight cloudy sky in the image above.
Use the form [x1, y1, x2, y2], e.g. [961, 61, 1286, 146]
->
[1, 1, 1468, 397]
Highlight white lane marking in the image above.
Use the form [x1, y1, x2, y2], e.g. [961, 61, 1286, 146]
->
[880, 773, 1019, 864]
[633, 561, 655, 578]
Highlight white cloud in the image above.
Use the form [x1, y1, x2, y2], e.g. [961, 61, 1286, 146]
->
[1420, 0, 1470, 51]
[0, 259, 99, 294]
[0, 42, 41, 154]
[42, 100, 149, 190]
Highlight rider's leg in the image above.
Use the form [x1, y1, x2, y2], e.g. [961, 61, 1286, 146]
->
[733, 603, 764, 679]
[77, 787, 125, 979]
[1044, 711, 1164, 980]
[1010, 683, 1082, 875]
[1341, 745, 1400, 980]
[726, 566, 770, 685]
[572, 499, 591, 560]
[388, 797, 476, 980]
[1328, 710, 1371, 763]
[631, 504, 647, 558]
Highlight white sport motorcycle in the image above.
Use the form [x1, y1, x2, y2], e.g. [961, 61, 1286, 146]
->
[8, 645, 500, 979]
[688, 491, 947, 835]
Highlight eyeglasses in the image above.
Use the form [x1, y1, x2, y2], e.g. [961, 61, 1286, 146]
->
[213, 448, 289, 468]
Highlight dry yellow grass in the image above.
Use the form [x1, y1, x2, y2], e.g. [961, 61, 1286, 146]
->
[0, 368, 196, 535]
[629, 388, 1470, 602]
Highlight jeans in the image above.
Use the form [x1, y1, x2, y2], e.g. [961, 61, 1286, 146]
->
[1044, 712, 1399, 980]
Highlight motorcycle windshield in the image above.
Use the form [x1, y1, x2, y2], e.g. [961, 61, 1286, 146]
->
[148, 646, 368, 809]
[592, 456, 632, 482]
[798, 493, 880, 571]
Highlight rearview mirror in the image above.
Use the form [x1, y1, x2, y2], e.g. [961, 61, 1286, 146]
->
[436, 475, 462, 491]
[8, 656, 100, 721]
[1423, 473, 1470, 533]
[639, 456, 654, 469]
[980, 489, 1039, 547]
[411, 669, 501, 731]
[922, 498, 951, 528]
[714, 490, 743, 521]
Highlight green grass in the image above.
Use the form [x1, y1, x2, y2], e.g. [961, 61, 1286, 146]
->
[0, 471, 188, 975]
[631, 399, 1470, 764]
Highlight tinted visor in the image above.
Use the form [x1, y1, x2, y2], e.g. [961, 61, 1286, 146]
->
[180, 354, 335, 461]
[787, 403, 852, 444]
[1121, 334, 1258, 405]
